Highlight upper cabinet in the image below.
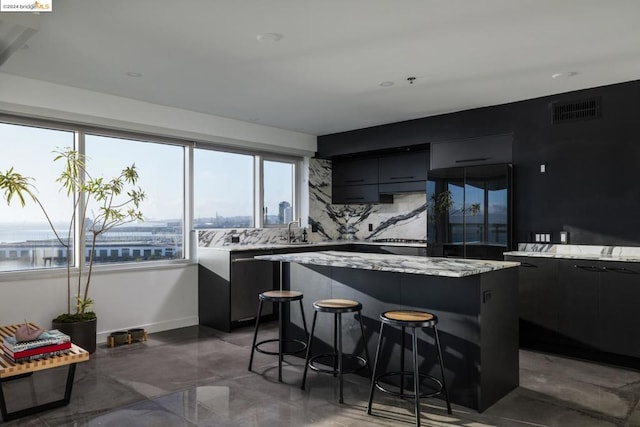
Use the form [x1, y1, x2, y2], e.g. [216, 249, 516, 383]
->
[331, 151, 428, 204]
[378, 150, 428, 194]
[332, 157, 378, 186]
[430, 134, 513, 170]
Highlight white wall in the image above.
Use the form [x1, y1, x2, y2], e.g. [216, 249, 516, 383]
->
[0, 264, 198, 341]
[0, 73, 317, 156]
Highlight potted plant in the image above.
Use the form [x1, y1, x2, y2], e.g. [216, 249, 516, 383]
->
[0, 148, 144, 353]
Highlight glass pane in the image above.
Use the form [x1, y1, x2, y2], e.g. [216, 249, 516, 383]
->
[464, 179, 485, 244]
[193, 149, 254, 228]
[85, 134, 184, 263]
[488, 179, 508, 244]
[263, 160, 294, 226]
[0, 122, 75, 271]
[447, 181, 465, 244]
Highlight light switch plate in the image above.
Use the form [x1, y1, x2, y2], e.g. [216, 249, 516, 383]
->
[560, 231, 569, 243]
[535, 233, 541, 242]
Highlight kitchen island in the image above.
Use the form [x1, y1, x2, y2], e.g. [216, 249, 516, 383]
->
[254, 251, 520, 412]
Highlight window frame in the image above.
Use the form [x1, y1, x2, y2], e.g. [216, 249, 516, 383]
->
[259, 155, 300, 228]
[0, 113, 304, 279]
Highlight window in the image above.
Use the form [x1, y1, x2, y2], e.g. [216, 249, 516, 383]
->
[262, 159, 296, 226]
[193, 149, 254, 228]
[85, 134, 185, 264]
[0, 122, 75, 272]
[2, 116, 303, 275]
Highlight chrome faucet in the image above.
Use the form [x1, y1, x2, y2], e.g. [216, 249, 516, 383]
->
[287, 220, 300, 243]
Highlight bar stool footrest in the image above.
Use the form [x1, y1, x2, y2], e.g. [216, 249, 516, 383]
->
[255, 338, 307, 356]
[308, 353, 367, 375]
[374, 371, 444, 399]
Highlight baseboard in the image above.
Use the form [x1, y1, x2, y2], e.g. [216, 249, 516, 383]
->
[97, 316, 199, 342]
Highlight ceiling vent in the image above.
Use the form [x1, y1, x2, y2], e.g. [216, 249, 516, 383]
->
[551, 97, 602, 124]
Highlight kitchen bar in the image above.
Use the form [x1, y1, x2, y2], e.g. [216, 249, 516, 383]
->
[254, 251, 520, 412]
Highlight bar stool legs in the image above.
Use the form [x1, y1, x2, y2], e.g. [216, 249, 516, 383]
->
[301, 299, 370, 404]
[367, 310, 451, 427]
[248, 290, 308, 382]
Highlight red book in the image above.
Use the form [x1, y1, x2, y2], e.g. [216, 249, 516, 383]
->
[2, 341, 72, 359]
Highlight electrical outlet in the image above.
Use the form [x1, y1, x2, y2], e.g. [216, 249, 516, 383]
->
[231, 236, 240, 243]
[483, 290, 492, 303]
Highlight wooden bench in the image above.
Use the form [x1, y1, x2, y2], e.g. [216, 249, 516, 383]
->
[0, 323, 89, 422]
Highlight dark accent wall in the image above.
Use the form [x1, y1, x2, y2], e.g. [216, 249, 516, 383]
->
[317, 80, 640, 246]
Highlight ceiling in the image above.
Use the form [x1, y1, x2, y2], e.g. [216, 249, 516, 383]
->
[2, 0, 640, 136]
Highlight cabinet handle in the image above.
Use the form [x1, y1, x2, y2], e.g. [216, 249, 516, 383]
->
[602, 266, 638, 274]
[389, 176, 415, 180]
[455, 157, 489, 163]
[573, 265, 605, 272]
[519, 262, 538, 268]
[345, 197, 365, 200]
[343, 179, 365, 183]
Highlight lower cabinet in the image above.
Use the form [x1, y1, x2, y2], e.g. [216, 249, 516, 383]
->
[598, 262, 640, 358]
[557, 261, 600, 350]
[507, 255, 640, 363]
[198, 248, 276, 332]
[507, 257, 560, 346]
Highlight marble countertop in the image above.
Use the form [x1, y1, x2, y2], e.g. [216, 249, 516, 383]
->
[504, 244, 640, 263]
[254, 250, 519, 278]
[203, 240, 427, 252]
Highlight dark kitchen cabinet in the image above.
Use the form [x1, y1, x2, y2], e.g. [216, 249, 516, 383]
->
[378, 150, 428, 194]
[230, 253, 275, 323]
[332, 184, 381, 204]
[332, 157, 394, 204]
[430, 134, 512, 170]
[557, 260, 600, 350]
[599, 262, 640, 358]
[507, 254, 640, 365]
[505, 256, 559, 346]
[332, 157, 378, 186]
[198, 249, 276, 332]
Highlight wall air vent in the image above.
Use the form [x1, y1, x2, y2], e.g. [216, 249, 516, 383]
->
[551, 97, 602, 124]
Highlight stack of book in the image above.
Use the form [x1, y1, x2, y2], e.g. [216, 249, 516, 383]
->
[2, 329, 72, 363]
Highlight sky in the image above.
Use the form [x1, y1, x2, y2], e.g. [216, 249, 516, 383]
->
[1, 122, 293, 225]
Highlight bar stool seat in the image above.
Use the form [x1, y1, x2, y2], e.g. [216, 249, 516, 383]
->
[248, 290, 308, 382]
[301, 298, 370, 404]
[367, 310, 451, 427]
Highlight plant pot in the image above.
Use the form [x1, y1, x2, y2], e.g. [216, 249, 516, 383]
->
[52, 317, 97, 354]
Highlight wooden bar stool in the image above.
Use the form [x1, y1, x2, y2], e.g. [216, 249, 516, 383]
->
[367, 310, 451, 427]
[248, 290, 309, 382]
[301, 298, 370, 404]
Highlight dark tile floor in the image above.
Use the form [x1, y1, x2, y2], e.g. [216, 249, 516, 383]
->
[2, 323, 640, 426]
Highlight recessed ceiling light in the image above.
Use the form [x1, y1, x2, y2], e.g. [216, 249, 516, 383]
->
[125, 71, 142, 77]
[552, 71, 579, 80]
[256, 33, 283, 43]
[379, 81, 394, 87]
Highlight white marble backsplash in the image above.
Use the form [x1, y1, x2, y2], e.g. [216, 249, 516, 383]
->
[508, 243, 640, 262]
[308, 158, 426, 242]
[198, 158, 427, 248]
[199, 228, 300, 247]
